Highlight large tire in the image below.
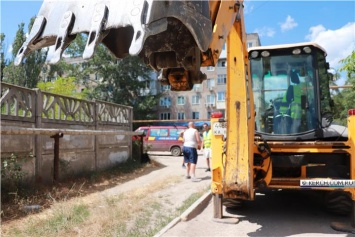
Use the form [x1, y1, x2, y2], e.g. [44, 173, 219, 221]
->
[324, 191, 352, 216]
[171, 146, 181, 157]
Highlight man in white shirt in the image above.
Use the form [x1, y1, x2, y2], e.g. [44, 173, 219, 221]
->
[183, 122, 202, 182]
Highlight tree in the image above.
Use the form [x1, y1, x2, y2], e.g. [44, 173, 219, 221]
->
[83, 44, 160, 120]
[37, 77, 84, 98]
[2, 18, 46, 88]
[339, 51, 355, 81]
[0, 33, 8, 81]
[332, 51, 355, 125]
[44, 34, 90, 85]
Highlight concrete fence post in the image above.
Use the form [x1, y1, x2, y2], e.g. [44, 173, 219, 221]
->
[34, 88, 43, 183]
[94, 100, 99, 171]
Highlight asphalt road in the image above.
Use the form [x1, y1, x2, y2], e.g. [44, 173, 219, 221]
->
[150, 152, 353, 237]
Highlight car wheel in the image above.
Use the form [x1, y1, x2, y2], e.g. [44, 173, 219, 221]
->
[171, 146, 181, 157]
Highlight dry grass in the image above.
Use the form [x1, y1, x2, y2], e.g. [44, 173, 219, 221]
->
[2, 175, 207, 237]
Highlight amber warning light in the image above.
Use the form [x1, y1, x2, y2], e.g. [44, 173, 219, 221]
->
[348, 109, 355, 116]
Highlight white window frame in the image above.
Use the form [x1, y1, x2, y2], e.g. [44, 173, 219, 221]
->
[160, 97, 171, 107]
[177, 112, 185, 120]
[192, 95, 200, 105]
[193, 84, 201, 91]
[217, 91, 226, 101]
[177, 96, 185, 105]
[160, 112, 171, 120]
[206, 94, 216, 104]
[160, 85, 171, 91]
[206, 66, 215, 71]
[217, 74, 226, 84]
[192, 112, 200, 119]
[219, 60, 226, 67]
[207, 79, 215, 89]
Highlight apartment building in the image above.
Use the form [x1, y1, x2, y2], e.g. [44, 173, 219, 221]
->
[156, 33, 261, 120]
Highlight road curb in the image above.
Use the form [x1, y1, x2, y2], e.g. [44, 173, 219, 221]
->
[154, 216, 181, 237]
[154, 191, 212, 237]
[180, 190, 212, 221]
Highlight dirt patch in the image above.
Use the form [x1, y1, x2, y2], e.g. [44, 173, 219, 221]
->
[1, 160, 161, 223]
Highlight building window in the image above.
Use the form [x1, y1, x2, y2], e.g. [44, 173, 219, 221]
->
[217, 91, 226, 101]
[160, 97, 171, 107]
[177, 96, 185, 105]
[217, 74, 226, 84]
[160, 113, 171, 120]
[206, 66, 215, 71]
[145, 80, 151, 89]
[248, 42, 253, 48]
[160, 85, 171, 91]
[192, 112, 200, 119]
[83, 75, 89, 82]
[207, 79, 215, 90]
[206, 94, 216, 104]
[177, 112, 185, 120]
[150, 80, 156, 89]
[219, 60, 226, 67]
[193, 84, 201, 91]
[192, 95, 200, 105]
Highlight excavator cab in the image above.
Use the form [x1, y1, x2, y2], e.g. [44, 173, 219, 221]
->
[249, 43, 335, 141]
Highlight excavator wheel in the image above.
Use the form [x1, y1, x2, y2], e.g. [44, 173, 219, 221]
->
[324, 191, 352, 216]
[223, 198, 244, 209]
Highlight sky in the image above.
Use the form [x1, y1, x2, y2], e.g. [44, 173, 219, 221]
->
[1, 0, 354, 84]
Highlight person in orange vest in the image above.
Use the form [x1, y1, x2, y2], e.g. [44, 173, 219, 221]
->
[202, 123, 212, 172]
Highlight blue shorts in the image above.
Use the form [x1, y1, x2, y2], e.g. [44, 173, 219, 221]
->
[183, 146, 198, 164]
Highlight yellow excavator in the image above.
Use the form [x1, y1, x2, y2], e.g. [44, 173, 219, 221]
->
[16, 0, 355, 233]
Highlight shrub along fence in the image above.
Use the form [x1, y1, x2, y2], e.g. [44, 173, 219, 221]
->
[1, 82, 142, 185]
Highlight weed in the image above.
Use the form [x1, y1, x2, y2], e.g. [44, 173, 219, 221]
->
[1, 152, 33, 190]
[23, 204, 90, 237]
[1, 162, 208, 237]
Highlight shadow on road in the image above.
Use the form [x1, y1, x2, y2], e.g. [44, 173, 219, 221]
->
[225, 189, 351, 236]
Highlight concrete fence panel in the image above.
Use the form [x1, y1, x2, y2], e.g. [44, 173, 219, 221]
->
[1, 82, 138, 184]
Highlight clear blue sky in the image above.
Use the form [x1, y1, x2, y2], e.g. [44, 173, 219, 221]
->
[1, 0, 354, 83]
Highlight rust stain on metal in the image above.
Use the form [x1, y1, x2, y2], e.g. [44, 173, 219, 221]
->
[235, 101, 241, 165]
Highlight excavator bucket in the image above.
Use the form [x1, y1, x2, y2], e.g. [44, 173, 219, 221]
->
[15, 0, 212, 91]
